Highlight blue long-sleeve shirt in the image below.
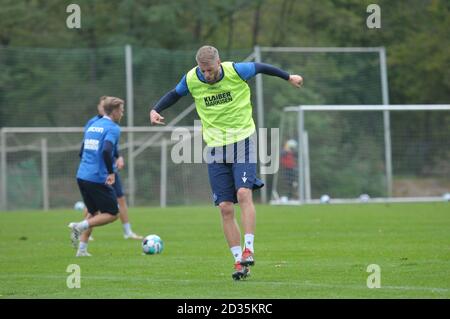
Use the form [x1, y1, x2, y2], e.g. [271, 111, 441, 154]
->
[153, 62, 290, 113]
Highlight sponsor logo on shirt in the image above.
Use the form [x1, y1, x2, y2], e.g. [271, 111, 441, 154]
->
[87, 126, 104, 133]
[204, 92, 233, 107]
[84, 139, 99, 151]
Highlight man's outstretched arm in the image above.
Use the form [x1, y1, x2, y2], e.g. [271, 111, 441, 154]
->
[236, 62, 303, 88]
[150, 89, 183, 125]
[254, 63, 303, 88]
[150, 75, 189, 125]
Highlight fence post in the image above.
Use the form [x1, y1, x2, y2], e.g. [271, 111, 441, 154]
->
[379, 47, 393, 197]
[1, 129, 7, 210]
[254, 45, 267, 203]
[297, 107, 305, 204]
[41, 138, 49, 211]
[160, 139, 167, 208]
[125, 44, 136, 206]
[303, 131, 311, 201]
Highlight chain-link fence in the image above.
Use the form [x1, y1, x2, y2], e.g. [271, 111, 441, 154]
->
[0, 127, 213, 210]
[6, 45, 444, 210]
[0, 46, 252, 128]
[272, 105, 450, 203]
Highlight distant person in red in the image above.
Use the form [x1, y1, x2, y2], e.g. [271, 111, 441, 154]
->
[280, 139, 298, 199]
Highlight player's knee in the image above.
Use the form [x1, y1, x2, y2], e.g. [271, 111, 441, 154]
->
[219, 201, 234, 219]
[237, 188, 252, 203]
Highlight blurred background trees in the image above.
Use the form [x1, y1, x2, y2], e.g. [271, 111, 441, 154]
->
[0, 0, 448, 127]
[0, 0, 448, 203]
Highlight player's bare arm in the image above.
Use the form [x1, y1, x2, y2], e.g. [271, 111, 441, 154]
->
[150, 109, 165, 125]
[105, 173, 115, 185]
[289, 75, 303, 88]
[115, 156, 125, 170]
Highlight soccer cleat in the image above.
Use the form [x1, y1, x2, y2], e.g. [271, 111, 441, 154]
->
[232, 262, 249, 281]
[76, 250, 92, 257]
[240, 248, 255, 267]
[68, 222, 82, 249]
[124, 232, 144, 240]
[88, 235, 94, 241]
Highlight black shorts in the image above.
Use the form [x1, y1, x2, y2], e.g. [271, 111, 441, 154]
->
[206, 134, 264, 206]
[77, 178, 119, 215]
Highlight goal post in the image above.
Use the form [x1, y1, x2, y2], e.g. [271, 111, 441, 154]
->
[272, 104, 450, 204]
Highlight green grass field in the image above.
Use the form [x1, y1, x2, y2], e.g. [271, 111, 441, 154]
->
[0, 203, 449, 299]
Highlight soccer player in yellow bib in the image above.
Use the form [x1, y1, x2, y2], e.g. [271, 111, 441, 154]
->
[150, 46, 303, 280]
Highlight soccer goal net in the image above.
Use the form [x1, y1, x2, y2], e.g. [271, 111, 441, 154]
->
[271, 104, 450, 204]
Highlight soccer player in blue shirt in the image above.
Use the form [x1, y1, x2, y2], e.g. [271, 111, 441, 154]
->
[82, 96, 143, 241]
[69, 97, 125, 257]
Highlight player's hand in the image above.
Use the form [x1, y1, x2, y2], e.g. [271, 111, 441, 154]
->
[289, 75, 303, 88]
[115, 156, 125, 170]
[105, 174, 115, 185]
[150, 109, 165, 125]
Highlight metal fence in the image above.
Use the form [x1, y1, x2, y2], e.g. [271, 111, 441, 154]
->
[1, 46, 391, 209]
[0, 126, 212, 210]
[272, 104, 450, 204]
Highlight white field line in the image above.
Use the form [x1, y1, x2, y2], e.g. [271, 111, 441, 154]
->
[0, 274, 449, 294]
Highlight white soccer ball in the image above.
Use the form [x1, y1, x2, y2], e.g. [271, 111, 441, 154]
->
[74, 201, 85, 211]
[443, 193, 450, 202]
[286, 139, 298, 150]
[142, 234, 164, 255]
[320, 194, 331, 204]
[359, 194, 370, 203]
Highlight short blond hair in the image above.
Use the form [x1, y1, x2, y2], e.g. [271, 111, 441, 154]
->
[195, 45, 220, 64]
[103, 97, 124, 115]
[97, 96, 109, 115]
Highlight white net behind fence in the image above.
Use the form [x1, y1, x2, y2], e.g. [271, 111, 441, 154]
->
[272, 105, 450, 203]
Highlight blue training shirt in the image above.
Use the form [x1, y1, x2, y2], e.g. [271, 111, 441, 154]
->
[175, 62, 256, 96]
[77, 117, 121, 183]
[83, 114, 120, 160]
[84, 114, 103, 131]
